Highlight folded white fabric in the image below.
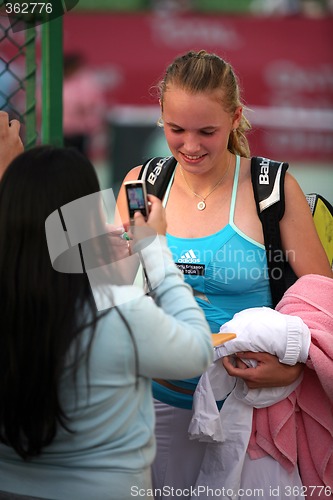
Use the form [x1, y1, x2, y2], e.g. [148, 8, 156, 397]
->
[189, 306, 310, 442]
[217, 306, 310, 365]
[217, 306, 310, 408]
[189, 307, 311, 498]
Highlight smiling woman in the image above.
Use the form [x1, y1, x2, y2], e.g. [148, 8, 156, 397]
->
[116, 49, 332, 500]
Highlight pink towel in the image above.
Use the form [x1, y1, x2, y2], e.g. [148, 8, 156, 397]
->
[248, 274, 333, 494]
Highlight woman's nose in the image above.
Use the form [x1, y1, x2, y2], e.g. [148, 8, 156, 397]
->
[183, 134, 201, 153]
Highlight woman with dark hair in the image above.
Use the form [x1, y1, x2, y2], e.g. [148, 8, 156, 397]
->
[0, 145, 213, 499]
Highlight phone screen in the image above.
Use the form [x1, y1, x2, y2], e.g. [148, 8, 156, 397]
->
[125, 183, 148, 220]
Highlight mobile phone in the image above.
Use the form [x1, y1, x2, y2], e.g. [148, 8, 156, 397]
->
[124, 180, 149, 221]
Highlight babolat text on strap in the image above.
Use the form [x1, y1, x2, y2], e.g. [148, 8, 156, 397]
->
[138, 156, 177, 199]
[251, 156, 289, 307]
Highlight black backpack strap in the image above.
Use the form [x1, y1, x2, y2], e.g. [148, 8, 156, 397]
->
[251, 156, 289, 307]
[138, 156, 177, 199]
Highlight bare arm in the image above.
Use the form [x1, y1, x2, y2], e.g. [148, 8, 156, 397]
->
[223, 172, 332, 390]
[280, 172, 332, 278]
[0, 111, 24, 178]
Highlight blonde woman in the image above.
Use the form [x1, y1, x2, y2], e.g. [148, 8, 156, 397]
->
[117, 50, 332, 499]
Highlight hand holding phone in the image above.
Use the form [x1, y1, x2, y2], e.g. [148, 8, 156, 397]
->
[123, 180, 167, 237]
[124, 180, 149, 221]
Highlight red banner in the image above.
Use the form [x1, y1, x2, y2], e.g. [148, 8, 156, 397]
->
[63, 12, 333, 162]
[1, 12, 332, 161]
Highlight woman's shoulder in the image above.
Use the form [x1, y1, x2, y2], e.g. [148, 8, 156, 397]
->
[284, 170, 310, 207]
[122, 165, 143, 183]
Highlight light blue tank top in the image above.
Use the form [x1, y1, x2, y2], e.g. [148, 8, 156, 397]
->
[152, 155, 272, 409]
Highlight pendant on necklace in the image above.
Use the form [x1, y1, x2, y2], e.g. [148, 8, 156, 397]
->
[197, 201, 206, 211]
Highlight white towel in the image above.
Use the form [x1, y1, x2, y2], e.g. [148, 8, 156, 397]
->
[188, 307, 311, 498]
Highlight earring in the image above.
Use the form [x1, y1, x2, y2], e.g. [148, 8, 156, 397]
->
[233, 128, 237, 133]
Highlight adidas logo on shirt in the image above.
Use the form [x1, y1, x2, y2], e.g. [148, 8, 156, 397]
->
[178, 249, 200, 263]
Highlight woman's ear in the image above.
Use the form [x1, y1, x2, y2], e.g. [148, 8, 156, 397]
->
[232, 106, 243, 130]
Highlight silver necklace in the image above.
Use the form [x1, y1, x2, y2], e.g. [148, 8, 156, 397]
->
[180, 154, 232, 211]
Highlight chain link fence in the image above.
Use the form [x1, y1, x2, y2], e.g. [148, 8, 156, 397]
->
[0, 11, 38, 148]
[0, 6, 63, 148]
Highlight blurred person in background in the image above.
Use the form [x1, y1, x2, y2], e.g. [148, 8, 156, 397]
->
[63, 52, 106, 159]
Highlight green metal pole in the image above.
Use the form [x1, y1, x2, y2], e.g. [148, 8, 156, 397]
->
[41, 15, 63, 146]
[25, 23, 38, 149]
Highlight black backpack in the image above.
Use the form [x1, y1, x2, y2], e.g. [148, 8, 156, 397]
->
[139, 155, 333, 307]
